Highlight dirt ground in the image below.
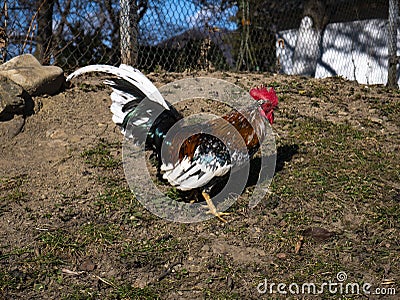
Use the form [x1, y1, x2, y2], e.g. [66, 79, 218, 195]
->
[0, 71, 399, 299]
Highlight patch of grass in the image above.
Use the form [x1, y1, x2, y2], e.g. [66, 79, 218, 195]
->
[311, 85, 327, 98]
[81, 140, 121, 169]
[0, 175, 26, 191]
[111, 285, 160, 299]
[372, 204, 400, 229]
[0, 245, 33, 261]
[120, 235, 181, 268]
[93, 178, 153, 224]
[0, 245, 64, 295]
[0, 247, 35, 292]
[0, 271, 21, 294]
[79, 222, 122, 245]
[282, 211, 312, 227]
[62, 283, 160, 300]
[165, 187, 182, 201]
[174, 268, 189, 280]
[0, 175, 28, 216]
[61, 285, 101, 299]
[122, 235, 179, 257]
[96, 185, 132, 212]
[369, 98, 400, 126]
[38, 229, 87, 261]
[203, 289, 240, 299]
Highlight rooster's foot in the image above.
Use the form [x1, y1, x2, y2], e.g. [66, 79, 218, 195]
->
[202, 191, 230, 223]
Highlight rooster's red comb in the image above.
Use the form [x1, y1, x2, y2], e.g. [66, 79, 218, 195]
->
[250, 86, 278, 107]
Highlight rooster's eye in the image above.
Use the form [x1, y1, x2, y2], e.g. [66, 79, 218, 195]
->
[258, 99, 272, 107]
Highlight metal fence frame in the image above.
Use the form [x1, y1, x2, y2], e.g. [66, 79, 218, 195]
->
[1, 0, 399, 87]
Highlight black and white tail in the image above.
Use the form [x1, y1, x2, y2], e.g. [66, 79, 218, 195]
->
[66, 64, 171, 135]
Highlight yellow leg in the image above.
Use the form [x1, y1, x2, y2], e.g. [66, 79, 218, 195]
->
[202, 191, 230, 223]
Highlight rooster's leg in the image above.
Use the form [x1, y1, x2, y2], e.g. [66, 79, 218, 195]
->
[201, 191, 230, 223]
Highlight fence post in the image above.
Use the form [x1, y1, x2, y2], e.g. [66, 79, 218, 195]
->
[120, 0, 138, 66]
[387, 0, 399, 88]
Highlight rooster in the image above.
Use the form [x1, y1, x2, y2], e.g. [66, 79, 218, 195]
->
[66, 65, 278, 222]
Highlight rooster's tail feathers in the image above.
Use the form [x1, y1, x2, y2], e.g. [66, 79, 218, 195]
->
[66, 64, 170, 131]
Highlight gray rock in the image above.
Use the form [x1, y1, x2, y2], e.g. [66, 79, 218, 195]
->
[0, 75, 33, 139]
[0, 75, 30, 119]
[0, 115, 25, 140]
[0, 54, 65, 96]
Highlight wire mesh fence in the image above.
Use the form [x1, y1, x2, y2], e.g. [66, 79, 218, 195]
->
[0, 0, 399, 86]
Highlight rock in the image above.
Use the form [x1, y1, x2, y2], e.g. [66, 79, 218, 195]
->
[0, 54, 64, 96]
[79, 259, 96, 272]
[0, 75, 33, 139]
[0, 115, 25, 140]
[369, 116, 383, 124]
[276, 253, 287, 259]
[0, 75, 32, 119]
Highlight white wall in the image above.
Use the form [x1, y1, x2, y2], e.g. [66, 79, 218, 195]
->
[277, 19, 400, 85]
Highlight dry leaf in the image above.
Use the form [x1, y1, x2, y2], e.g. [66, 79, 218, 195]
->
[295, 236, 304, 254]
[302, 227, 335, 242]
[276, 253, 287, 259]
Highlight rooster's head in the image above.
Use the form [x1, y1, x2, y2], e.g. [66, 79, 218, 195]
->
[250, 86, 278, 124]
